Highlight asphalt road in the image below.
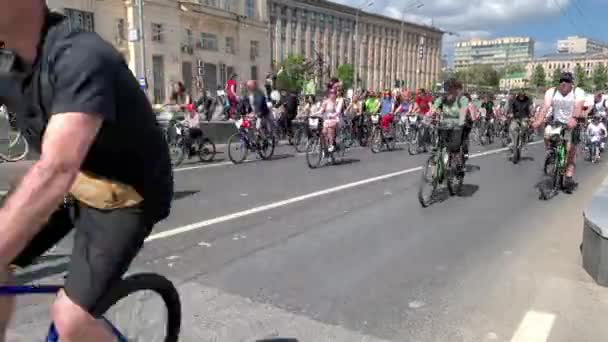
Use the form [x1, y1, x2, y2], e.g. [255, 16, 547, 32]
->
[5, 138, 608, 342]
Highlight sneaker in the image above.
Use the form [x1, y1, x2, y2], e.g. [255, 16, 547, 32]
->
[328, 145, 335, 153]
[564, 177, 578, 194]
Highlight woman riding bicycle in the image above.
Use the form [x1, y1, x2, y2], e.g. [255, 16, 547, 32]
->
[431, 79, 472, 169]
[316, 89, 343, 152]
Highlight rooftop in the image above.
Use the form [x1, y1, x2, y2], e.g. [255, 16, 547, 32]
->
[535, 52, 608, 61]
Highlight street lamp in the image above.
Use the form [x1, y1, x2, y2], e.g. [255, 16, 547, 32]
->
[353, 0, 375, 91]
[399, 1, 424, 89]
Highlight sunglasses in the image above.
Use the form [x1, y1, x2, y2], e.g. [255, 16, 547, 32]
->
[559, 79, 573, 84]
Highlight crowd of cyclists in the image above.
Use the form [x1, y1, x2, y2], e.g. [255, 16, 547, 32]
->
[164, 70, 608, 203]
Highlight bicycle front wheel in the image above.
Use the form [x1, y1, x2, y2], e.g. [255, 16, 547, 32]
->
[418, 155, 438, 207]
[227, 133, 248, 164]
[370, 128, 383, 153]
[306, 135, 323, 169]
[97, 273, 181, 342]
[0, 131, 29, 162]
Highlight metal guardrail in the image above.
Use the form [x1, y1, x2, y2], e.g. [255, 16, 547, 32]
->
[582, 175, 608, 286]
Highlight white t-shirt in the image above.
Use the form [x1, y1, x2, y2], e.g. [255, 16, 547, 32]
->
[587, 122, 607, 142]
[545, 87, 586, 124]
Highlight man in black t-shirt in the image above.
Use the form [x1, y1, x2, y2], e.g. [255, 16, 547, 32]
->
[508, 91, 533, 151]
[0, 3, 172, 341]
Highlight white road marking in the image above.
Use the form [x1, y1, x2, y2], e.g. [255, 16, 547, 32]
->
[510, 310, 556, 342]
[147, 143, 535, 242]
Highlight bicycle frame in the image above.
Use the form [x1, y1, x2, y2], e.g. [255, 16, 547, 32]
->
[0, 285, 128, 342]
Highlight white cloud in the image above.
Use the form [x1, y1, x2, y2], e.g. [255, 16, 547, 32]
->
[331, 0, 569, 38]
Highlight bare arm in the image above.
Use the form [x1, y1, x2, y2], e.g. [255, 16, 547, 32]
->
[0, 113, 101, 265]
[534, 91, 553, 127]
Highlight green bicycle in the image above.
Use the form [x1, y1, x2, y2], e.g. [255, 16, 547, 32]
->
[418, 126, 465, 207]
[540, 122, 568, 200]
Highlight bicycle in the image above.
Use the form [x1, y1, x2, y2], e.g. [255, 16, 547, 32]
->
[418, 125, 465, 207]
[227, 114, 276, 164]
[305, 116, 345, 168]
[167, 121, 216, 167]
[0, 108, 29, 162]
[2, 273, 181, 341]
[370, 113, 396, 153]
[408, 114, 436, 155]
[540, 122, 568, 200]
[510, 118, 529, 164]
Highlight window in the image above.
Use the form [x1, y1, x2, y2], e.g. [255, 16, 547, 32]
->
[151, 23, 164, 42]
[251, 65, 258, 80]
[225, 37, 235, 54]
[224, 0, 235, 11]
[245, 0, 256, 18]
[64, 8, 95, 32]
[250, 40, 259, 60]
[202, 0, 218, 7]
[219, 64, 227, 85]
[200, 33, 218, 50]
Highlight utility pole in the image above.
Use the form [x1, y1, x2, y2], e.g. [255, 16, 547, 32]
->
[138, 0, 147, 94]
[400, 1, 424, 89]
[354, 1, 375, 91]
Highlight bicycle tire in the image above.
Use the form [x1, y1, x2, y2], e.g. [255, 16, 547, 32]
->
[96, 273, 181, 342]
[408, 127, 420, 155]
[512, 135, 521, 164]
[257, 136, 276, 160]
[0, 132, 29, 162]
[418, 155, 437, 207]
[227, 133, 248, 164]
[197, 137, 216, 162]
[293, 127, 308, 153]
[447, 153, 462, 196]
[168, 138, 186, 167]
[543, 150, 555, 176]
[370, 128, 383, 153]
[306, 136, 323, 169]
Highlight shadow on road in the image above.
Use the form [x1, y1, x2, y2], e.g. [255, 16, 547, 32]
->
[268, 154, 295, 161]
[173, 190, 200, 200]
[334, 158, 361, 166]
[465, 164, 481, 174]
[457, 184, 479, 198]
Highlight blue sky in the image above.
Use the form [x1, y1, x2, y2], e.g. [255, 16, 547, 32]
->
[330, 0, 608, 58]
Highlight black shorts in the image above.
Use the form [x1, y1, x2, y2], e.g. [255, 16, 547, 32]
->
[438, 126, 465, 153]
[13, 203, 152, 316]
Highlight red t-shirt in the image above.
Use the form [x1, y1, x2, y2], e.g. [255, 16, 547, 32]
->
[226, 79, 238, 97]
[415, 95, 432, 114]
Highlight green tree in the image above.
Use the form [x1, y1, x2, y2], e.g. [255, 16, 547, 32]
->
[530, 64, 547, 89]
[500, 63, 526, 76]
[466, 65, 500, 88]
[574, 63, 590, 91]
[337, 64, 354, 90]
[592, 63, 608, 91]
[551, 66, 563, 86]
[275, 55, 312, 92]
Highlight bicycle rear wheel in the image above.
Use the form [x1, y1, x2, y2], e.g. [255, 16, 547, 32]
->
[97, 273, 181, 342]
[197, 137, 216, 162]
[293, 127, 308, 153]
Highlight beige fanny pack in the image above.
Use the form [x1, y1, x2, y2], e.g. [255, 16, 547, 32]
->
[69, 171, 143, 210]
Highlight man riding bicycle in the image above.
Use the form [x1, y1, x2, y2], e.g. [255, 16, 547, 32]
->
[533, 71, 586, 192]
[431, 79, 471, 173]
[0, 3, 173, 342]
[509, 90, 533, 154]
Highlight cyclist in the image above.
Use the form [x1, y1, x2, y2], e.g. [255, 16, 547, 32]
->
[317, 89, 343, 152]
[413, 88, 433, 116]
[462, 93, 479, 159]
[586, 114, 607, 163]
[508, 90, 533, 154]
[533, 71, 586, 192]
[431, 79, 471, 173]
[587, 92, 607, 123]
[380, 91, 395, 134]
[245, 80, 273, 138]
[364, 92, 381, 116]
[0, 5, 172, 342]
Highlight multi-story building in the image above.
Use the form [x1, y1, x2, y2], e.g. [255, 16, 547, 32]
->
[46, 0, 271, 104]
[454, 37, 534, 70]
[499, 72, 528, 91]
[557, 36, 608, 54]
[267, 0, 443, 91]
[526, 52, 608, 81]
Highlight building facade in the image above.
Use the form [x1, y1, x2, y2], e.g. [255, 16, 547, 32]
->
[267, 0, 443, 91]
[499, 72, 528, 91]
[454, 37, 534, 70]
[46, 0, 271, 104]
[557, 36, 608, 54]
[526, 52, 608, 82]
